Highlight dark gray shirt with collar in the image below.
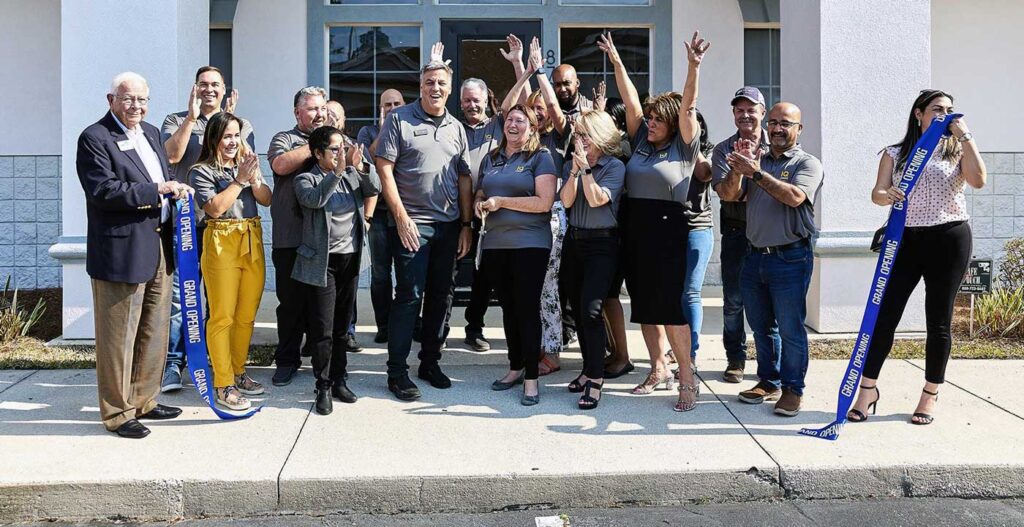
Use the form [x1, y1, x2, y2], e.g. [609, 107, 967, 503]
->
[478, 148, 557, 250]
[161, 111, 255, 185]
[356, 123, 379, 149]
[189, 163, 260, 225]
[745, 145, 824, 248]
[464, 115, 504, 189]
[711, 128, 770, 230]
[562, 155, 626, 230]
[268, 126, 312, 248]
[625, 120, 699, 204]
[376, 100, 472, 224]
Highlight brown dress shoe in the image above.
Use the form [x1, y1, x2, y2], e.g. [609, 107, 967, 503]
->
[737, 380, 781, 404]
[723, 360, 745, 384]
[773, 387, 802, 416]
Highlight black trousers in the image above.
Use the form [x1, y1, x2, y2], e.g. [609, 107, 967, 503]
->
[464, 220, 493, 333]
[305, 252, 361, 389]
[272, 248, 309, 368]
[863, 221, 972, 384]
[485, 247, 549, 380]
[561, 229, 619, 379]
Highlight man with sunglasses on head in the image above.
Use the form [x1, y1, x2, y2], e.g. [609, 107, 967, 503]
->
[717, 101, 823, 418]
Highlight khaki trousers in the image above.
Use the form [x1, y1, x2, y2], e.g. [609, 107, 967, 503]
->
[92, 242, 172, 431]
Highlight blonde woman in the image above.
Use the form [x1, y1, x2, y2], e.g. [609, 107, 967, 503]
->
[188, 112, 272, 411]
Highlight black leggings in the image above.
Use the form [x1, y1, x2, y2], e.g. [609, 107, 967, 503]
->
[305, 252, 360, 390]
[560, 230, 619, 379]
[863, 221, 972, 384]
[485, 247, 549, 380]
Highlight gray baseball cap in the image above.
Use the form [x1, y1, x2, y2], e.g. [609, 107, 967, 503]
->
[731, 86, 766, 107]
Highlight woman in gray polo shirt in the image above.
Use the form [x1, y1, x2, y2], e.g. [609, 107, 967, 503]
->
[475, 104, 557, 406]
[559, 111, 626, 410]
[188, 112, 272, 412]
[292, 126, 381, 416]
[600, 31, 708, 412]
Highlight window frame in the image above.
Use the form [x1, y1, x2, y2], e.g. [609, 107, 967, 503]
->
[743, 21, 781, 106]
[557, 24, 653, 99]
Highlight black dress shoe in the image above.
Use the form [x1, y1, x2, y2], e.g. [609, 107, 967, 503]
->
[373, 329, 388, 343]
[388, 375, 422, 401]
[115, 419, 150, 439]
[331, 382, 358, 403]
[314, 388, 333, 415]
[272, 365, 299, 386]
[418, 363, 452, 389]
[138, 404, 182, 420]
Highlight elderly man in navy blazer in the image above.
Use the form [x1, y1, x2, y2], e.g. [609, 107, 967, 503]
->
[77, 72, 192, 438]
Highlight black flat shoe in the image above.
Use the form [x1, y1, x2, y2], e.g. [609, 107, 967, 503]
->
[604, 362, 635, 379]
[418, 363, 452, 389]
[331, 383, 358, 404]
[272, 365, 299, 386]
[115, 419, 150, 439]
[847, 385, 880, 423]
[388, 375, 422, 401]
[138, 404, 182, 420]
[315, 388, 333, 415]
[491, 371, 524, 391]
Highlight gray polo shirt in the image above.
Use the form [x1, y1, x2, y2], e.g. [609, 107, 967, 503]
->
[326, 179, 358, 255]
[189, 163, 260, 225]
[376, 100, 472, 224]
[711, 129, 769, 230]
[356, 124, 379, 149]
[161, 111, 255, 184]
[562, 155, 625, 230]
[464, 115, 504, 189]
[268, 126, 312, 248]
[539, 130, 565, 174]
[478, 149, 557, 250]
[625, 121, 698, 204]
[745, 145, 824, 248]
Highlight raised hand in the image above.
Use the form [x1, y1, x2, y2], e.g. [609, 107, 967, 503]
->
[430, 42, 445, 63]
[500, 34, 524, 64]
[684, 31, 710, 67]
[949, 116, 970, 139]
[597, 32, 622, 67]
[238, 152, 260, 183]
[224, 88, 239, 114]
[345, 139, 363, 169]
[593, 80, 607, 112]
[733, 138, 756, 159]
[528, 36, 543, 71]
[726, 150, 759, 177]
[187, 85, 201, 122]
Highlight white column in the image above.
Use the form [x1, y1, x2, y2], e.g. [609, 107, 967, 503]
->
[781, 0, 932, 332]
[54, 0, 208, 340]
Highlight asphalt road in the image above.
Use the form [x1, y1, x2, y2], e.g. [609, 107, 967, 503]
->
[9, 499, 1024, 527]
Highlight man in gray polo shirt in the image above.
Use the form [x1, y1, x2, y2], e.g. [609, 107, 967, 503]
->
[375, 58, 474, 401]
[159, 66, 254, 393]
[719, 101, 823, 417]
[267, 86, 328, 386]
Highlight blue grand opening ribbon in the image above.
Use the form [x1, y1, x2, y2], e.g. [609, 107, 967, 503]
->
[174, 194, 261, 420]
[799, 112, 962, 441]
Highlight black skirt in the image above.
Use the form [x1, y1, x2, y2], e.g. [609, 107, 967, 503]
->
[623, 198, 688, 325]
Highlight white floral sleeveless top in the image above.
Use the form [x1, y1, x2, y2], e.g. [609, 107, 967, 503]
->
[885, 146, 969, 227]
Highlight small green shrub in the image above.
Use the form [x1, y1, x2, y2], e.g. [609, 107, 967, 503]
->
[999, 238, 1024, 290]
[974, 287, 1024, 339]
[0, 277, 46, 344]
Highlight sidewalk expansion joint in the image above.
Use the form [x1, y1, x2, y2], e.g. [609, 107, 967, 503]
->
[902, 359, 1024, 421]
[275, 400, 315, 507]
[0, 370, 39, 395]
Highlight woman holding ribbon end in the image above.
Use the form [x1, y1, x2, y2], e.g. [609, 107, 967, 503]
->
[188, 112, 272, 412]
[849, 90, 986, 425]
[475, 104, 557, 406]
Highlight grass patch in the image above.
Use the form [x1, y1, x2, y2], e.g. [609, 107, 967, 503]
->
[0, 338, 279, 370]
[809, 337, 1024, 360]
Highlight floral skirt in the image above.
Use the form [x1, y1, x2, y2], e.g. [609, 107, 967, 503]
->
[540, 203, 567, 355]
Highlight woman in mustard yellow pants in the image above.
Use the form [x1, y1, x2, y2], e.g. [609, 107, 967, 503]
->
[188, 112, 272, 411]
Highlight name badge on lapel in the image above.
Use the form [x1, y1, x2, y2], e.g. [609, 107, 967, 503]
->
[492, 159, 507, 168]
[636, 147, 652, 157]
[117, 139, 135, 152]
[414, 129, 428, 137]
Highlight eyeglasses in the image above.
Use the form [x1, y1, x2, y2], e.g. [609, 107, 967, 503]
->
[115, 96, 150, 106]
[766, 120, 800, 130]
[197, 82, 222, 89]
[326, 146, 345, 153]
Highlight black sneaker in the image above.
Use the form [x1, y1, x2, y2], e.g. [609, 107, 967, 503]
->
[373, 329, 388, 344]
[331, 382, 358, 403]
[342, 333, 363, 353]
[463, 331, 490, 352]
[418, 362, 452, 389]
[272, 364, 299, 386]
[388, 375, 422, 401]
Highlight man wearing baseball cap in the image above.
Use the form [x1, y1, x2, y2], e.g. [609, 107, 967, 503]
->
[710, 87, 781, 384]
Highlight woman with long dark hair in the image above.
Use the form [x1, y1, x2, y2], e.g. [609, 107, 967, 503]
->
[188, 112, 272, 411]
[848, 89, 986, 425]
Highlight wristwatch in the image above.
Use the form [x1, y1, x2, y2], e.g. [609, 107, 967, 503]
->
[583, 167, 593, 175]
[958, 132, 974, 143]
[461, 221, 472, 228]
[752, 170, 765, 182]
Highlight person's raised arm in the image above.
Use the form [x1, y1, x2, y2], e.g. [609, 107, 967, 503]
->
[598, 32, 643, 140]
[679, 31, 710, 146]
[163, 85, 201, 164]
[500, 34, 527, 108]
[242, 152, 272, 207]
[502, 54, 537, 115]
[269, 133, 312, 177]
[950, 117, 986, 189]
[532, 38, 567, 135]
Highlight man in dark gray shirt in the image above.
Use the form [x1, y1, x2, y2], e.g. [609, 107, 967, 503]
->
[159, 66, 254, 393]
[267, 86, 328, 386]
[710, 86, 780, 385]
[375, 57, 474, 401]
[719, 102, 824, 418]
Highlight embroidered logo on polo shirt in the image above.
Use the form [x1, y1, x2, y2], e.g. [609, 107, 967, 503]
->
[659, 152, 668, 159]
[485, 134, 493, 141]
[781, 170, 790, 181]
[515, 165, 525, 173]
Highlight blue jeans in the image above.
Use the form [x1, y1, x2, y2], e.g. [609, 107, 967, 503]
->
[386, 220, 461, 377]
[684, 227, 714, 359]
[720, 225, 780, 363]
[740, 242, 813, 395]
[368, 209, 394, 333]
[165, 266, 186, 370]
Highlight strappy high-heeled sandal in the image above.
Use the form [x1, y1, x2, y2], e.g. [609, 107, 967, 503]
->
[911, 388, 939, 425]
[568, 373, 587, 393]
[847, 385, 880, 423]
[578, 380, 603, 410]
[674, 383, 699, 412]
[631, 370, 674, 395]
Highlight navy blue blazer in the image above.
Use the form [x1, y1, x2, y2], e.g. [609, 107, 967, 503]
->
[77, 112, 175, 284]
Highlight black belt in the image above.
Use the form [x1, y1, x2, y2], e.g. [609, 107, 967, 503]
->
[751, 238, 808, 254]
[568, 227, 618, 240]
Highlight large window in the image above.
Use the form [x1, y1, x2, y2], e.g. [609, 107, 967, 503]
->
[209, 28, 233, 87]
[560, 27, 650, 102]
[328, 25, 421, 138]
[740, 0, 781, 105]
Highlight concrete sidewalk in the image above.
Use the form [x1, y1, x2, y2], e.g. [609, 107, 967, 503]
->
[2, 294, 1023, 522]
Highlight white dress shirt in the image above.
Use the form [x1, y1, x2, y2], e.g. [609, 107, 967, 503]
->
[113, 114, 170, 222]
